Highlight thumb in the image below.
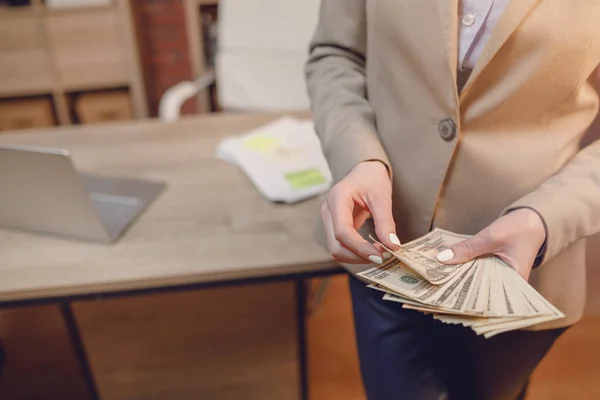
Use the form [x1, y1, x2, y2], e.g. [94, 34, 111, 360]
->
[367, 191, 401, 250]
[436, 235, 494, 264]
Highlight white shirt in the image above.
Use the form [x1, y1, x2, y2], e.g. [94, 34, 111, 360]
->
[458, 0, 509, 70]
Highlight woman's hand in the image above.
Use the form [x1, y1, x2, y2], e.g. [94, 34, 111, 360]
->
[435, 208, 547, 280]
[321, 161, 401, 265]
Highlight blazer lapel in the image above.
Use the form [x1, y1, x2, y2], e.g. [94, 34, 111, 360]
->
[436, 0, 460, 99]
[460, 0, 540, 97]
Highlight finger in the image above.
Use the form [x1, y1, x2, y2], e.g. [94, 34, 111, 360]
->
[376, 246, 393, 259]
[330, 243, 371, 264]
[436, 235, 496, 264]
[372, 242, 386, 253]
[366, 190, 401, 250]
[353, 208, 370, 231]
[328, 196, 383, 264]
[322, 204, 371, 264]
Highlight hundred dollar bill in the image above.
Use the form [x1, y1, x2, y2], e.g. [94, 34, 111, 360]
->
[423, 261, 476, 307]
[370, 228, 476, 285]
[439, 260, 479, 311]
[382, 293, 428, 308]
[359, 228, 565, 338]
[357, 258, 433, 301]
[360, 257, 475, 310]
[433, 313, 520, 326]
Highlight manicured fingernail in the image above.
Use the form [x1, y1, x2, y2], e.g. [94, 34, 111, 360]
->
[389, 233, 401, 246]
[382, 251, 392, 259]
[436, 249, 454, 262]
[369, 255, 383, 264]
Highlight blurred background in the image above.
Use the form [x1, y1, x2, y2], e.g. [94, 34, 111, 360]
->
[0, 0, 599, 399]
[0, 0, 216, 131]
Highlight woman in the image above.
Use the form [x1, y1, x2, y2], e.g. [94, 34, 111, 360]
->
[305, 1, 600, 399]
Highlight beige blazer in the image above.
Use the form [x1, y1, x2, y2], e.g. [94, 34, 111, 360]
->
[305, 0, 600, 330]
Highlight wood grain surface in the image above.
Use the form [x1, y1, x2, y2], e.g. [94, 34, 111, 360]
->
[0, 113, 335, 302]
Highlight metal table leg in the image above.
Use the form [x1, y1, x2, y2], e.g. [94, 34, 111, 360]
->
[60, 303, 100, 400]
[296, 279, 308, 400]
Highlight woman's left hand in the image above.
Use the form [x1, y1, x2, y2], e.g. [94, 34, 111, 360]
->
[435, 208, 547, 280]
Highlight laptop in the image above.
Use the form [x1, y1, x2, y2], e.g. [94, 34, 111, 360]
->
[0, 144, 166, 243]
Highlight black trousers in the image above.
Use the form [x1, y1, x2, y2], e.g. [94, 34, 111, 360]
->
[348, 275, 567, 400]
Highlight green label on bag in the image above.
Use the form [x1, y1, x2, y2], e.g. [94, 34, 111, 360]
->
[285, 169, 327, 189]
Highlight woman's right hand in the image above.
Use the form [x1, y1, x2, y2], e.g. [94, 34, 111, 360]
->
[321, 160, 401, 265]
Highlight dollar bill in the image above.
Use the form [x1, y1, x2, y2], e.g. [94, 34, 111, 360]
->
[357, 229, 565, 338]
[370, 228, 476, 285]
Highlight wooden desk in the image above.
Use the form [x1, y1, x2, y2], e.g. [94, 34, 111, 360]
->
[0, 113, 340, 399]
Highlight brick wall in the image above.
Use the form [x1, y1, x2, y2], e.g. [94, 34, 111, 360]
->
[132, 0, 199, 117]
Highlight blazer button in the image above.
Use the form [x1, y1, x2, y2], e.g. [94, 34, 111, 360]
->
[439, 118, 456, 141]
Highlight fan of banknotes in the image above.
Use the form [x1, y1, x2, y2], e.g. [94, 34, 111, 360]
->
[357, 228, 565, 338]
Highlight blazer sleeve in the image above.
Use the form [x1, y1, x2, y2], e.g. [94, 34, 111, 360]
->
[503, 66, 600, 266]
[305, 0, 391, 183]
